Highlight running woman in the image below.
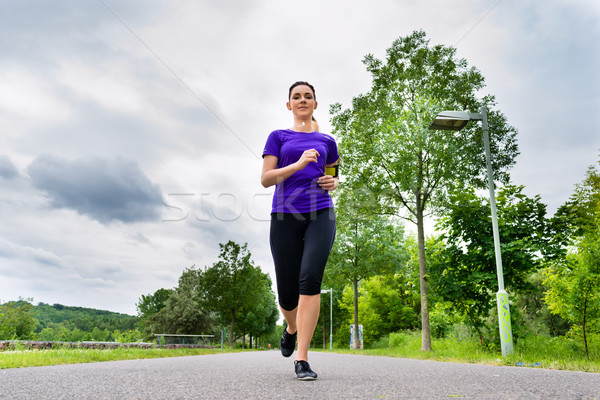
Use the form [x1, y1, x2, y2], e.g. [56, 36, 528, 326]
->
[261, 81, 339, 380]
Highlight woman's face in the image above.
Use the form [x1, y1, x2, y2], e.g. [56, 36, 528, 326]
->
[287, 85, 317, 117]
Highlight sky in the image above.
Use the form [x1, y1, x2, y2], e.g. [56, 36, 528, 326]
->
[0, 0, 598, 316]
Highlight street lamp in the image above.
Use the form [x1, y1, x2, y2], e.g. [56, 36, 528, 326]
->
[429, 107, 514, 357]
[320, 288, 333, 350]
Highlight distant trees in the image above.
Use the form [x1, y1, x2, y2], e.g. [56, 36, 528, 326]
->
[136, 288, 172, 320]
[34, 303, 138, 332]
[2, 240, 277, 347]
[137, 241, 278, 348]
[140, 268, 214, 339]
[0, 301, 141, 342]
[200, 241, 278, 348]
[0, 299, 37, 340]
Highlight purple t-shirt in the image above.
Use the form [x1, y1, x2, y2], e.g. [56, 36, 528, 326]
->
[263, 129, 339, 214]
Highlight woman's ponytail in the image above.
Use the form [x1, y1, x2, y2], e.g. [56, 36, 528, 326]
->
[311, 116, 320, 132]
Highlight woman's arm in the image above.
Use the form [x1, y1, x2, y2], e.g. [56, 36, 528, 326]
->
[318, 158, 340, 192]
[261, 149, 320, 188]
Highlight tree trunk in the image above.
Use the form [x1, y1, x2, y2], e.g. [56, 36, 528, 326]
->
[229, 314, 235, 349]
[249, 335, 253, 349]
[353, 278, 360, 350]
[416, 203, 432, 351]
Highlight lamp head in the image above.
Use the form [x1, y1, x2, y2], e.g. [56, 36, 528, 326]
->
[428, 110, 472, 131]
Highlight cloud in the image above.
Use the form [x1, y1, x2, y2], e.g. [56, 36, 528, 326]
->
[27, 155, 163, 224]
[0, 155, 18, 179]
[0, 237, 63, 269]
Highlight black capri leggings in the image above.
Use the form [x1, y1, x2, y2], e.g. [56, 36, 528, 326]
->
[269, 208, 336, 311]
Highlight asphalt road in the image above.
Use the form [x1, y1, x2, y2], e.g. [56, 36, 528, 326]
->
[0, 351, 598, 399]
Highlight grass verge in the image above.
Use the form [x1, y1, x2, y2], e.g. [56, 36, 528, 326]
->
[0, 347, 241, 369]
[324, 332, 600, 373]
[322, 332, 600, 373]
[2, 333, 598, 373]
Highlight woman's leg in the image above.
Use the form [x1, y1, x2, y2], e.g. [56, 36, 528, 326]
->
[296, 208, 336, 362]
[280, 306, 298, 334]
[270, 213, 305, 319]
[295, 294, 321, 361]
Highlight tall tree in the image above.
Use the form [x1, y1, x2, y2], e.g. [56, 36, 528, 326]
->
[327, 184, 408, 349]
[201, 241, 272, 348]
[330, 30, 518, 350]
[552, 156, 600, 239]
[236, 271, 278, 348]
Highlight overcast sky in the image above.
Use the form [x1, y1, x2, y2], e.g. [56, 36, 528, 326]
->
[1, 0, 598, 316]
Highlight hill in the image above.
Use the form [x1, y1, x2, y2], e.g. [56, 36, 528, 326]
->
[33, 302, 140, 342]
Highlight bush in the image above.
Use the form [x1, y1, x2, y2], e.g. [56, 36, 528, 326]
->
[333, 324, 350, 349]
[429, 302, 460, 339]
[369, 335, 389, 349]
[0, 299, 37, 340]
[388, 331, 418, 348]
[451, 323, 475, 342]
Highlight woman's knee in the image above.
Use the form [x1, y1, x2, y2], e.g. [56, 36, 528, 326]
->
[298, 274, 323, 296]
[279, 294, 299, 311]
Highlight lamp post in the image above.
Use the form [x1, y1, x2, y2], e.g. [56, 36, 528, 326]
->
[320, 288, 333, 350]
[429, 107, 514, 356]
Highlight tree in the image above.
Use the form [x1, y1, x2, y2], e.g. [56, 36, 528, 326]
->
[0, 299, 37, 340]
[544, 157, 600, 358]
[143, 268, 214, 339]
[136, 287, 174, 337]
[136, 288, 173, 319]
[339, 273, 420, 346]
[430, 184, 552, 346]
[553, 157, 600, 239]
[330, 30, 518, 350]
[327, 183, 408, 349]
[544, 221, 600, 358]
[235, 271, 279, 348]
[201, 241, 275, 348]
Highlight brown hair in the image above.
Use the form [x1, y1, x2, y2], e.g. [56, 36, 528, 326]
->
[288, 81, 320, 132]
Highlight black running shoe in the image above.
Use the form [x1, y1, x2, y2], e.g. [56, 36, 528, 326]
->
[280, 328, 296, 358]
[294, 360, 318, 380]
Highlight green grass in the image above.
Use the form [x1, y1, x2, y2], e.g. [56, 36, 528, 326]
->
[0, 346, 241, 369]
[325, 332, 600, 373]
[2, 333, 598, 373]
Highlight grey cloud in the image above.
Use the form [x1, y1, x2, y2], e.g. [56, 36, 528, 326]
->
[28, 154, 163, 224]
[0, 155, 18, 179]
[0, 237, 63, 270]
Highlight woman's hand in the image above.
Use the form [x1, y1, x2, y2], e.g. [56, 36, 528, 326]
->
[318, 175, 339, 191]
[294, 149, 320, 170]
[261, 149, 320, 188]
